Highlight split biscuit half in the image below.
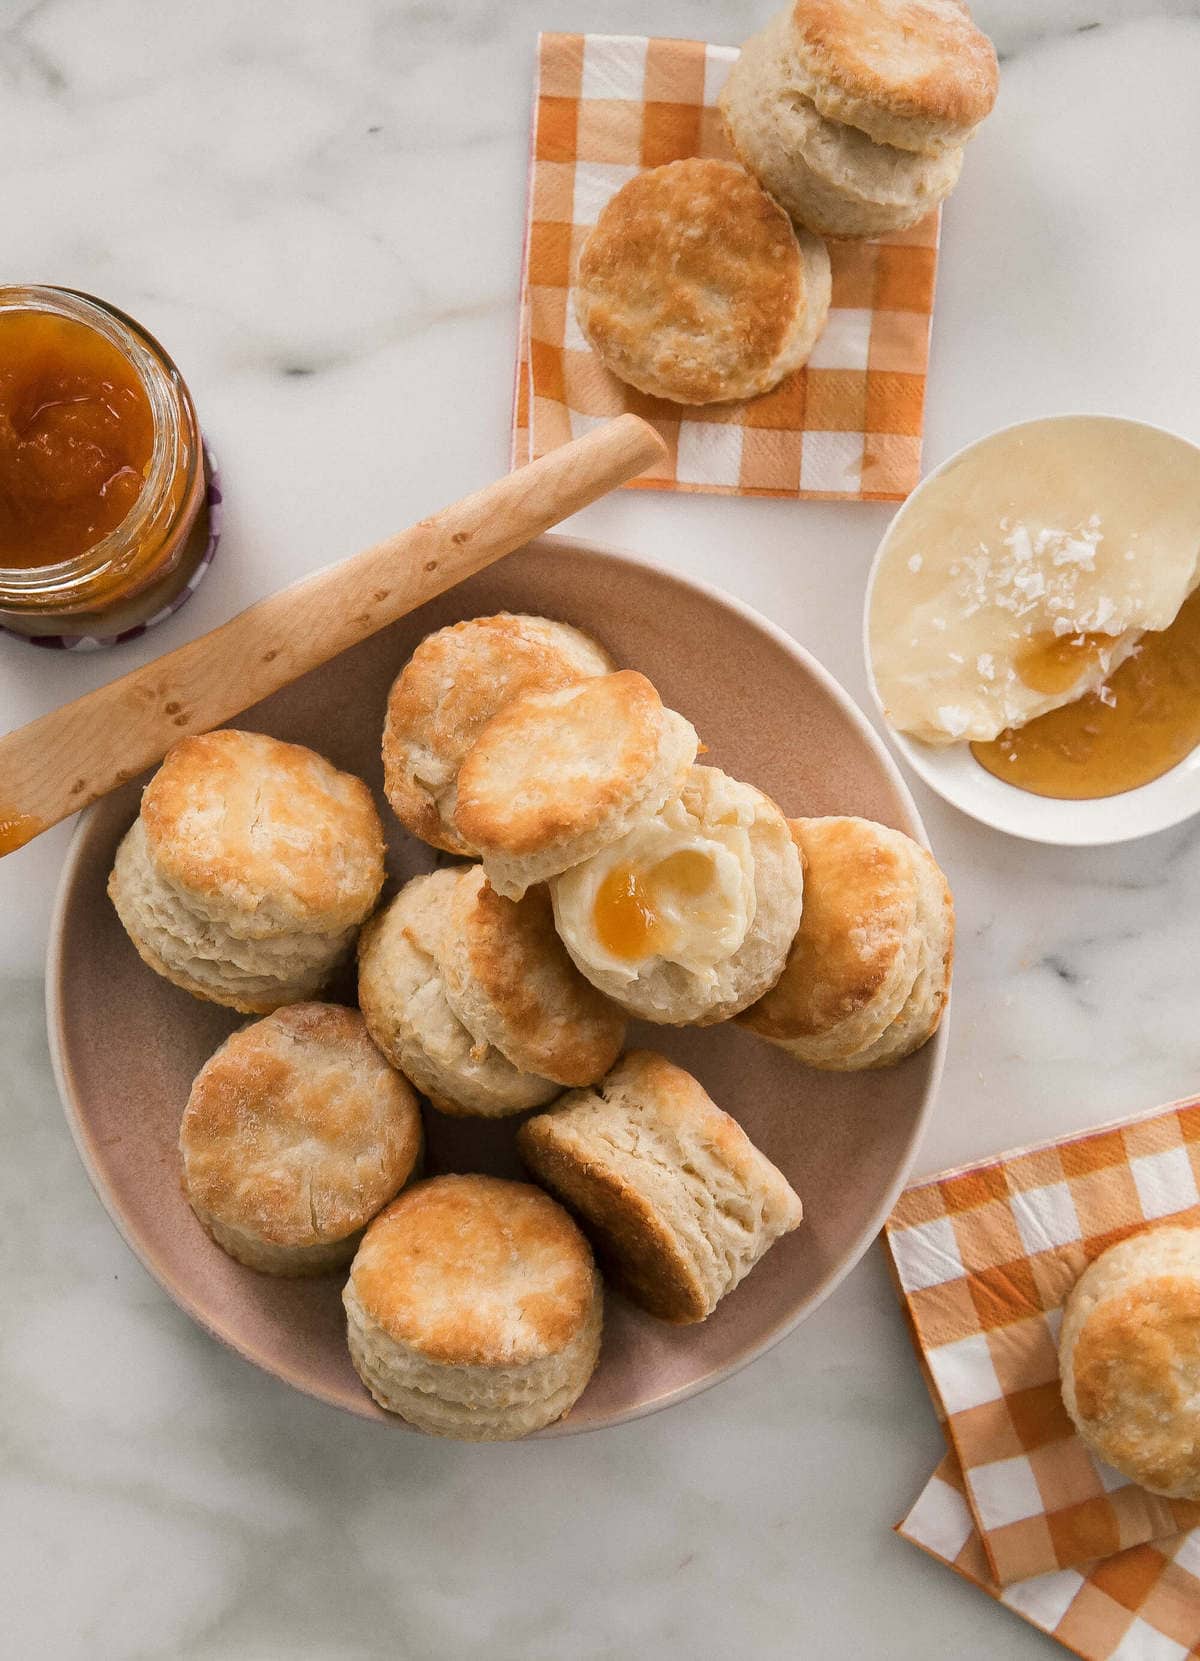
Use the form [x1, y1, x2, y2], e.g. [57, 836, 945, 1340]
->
[763, 0, 998, 156]
[453, 670, 698, 900]
[382, 613, 612, 856]
[552, 766, 804, 1026]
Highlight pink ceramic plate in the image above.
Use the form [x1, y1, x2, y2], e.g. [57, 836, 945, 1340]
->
[47, 535, 946, 1433]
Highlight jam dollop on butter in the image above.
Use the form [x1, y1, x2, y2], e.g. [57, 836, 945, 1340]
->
[554, 795, 757, 985]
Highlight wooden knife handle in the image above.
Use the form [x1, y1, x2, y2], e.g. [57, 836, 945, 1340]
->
[0, 414, 666, 856]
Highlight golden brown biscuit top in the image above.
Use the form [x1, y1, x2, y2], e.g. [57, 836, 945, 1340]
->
[454, 670, 673, 855]
[382, 614, 612, 854]
[743, 817, 917, 1040]
[142, 729, 385, 930]
[447, 867, 625, 1085]
[350, 1175, 596, 1366]
[181, 1004, 422, 1245]
[791, 0, 998, 132]
[575, 159, 804, 406]
[1072, 1276, 1200, 1495]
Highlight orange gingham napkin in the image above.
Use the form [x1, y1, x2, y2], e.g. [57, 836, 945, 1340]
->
[883, 1097, 1200, 1590]
[899, 1451, 1200, 1659]
[511, 32, 941, 500]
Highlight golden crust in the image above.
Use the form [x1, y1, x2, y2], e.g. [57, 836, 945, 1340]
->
[445, 868, 625, 1085]
[381, 614, 612, 856]
[180, 1003, 422, 1247]
[741, 817, 917, 1043]
[519, 1051, 803, 1324]
[349, 1175, 597, 1367]
[574, 158, 814, 406]
[1061, 1228, 1200, 1499]
[519, 1115, 706, 1322]
[455, 671, 681, 858]
[788, 0, 998, 149]
[142, 730, 385, 934]
[1071, 1277, 1200, 1495]
[720, 10, 966, 237]
[356, 870, 565, 1119]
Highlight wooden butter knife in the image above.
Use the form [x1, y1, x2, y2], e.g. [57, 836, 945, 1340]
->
[0, 414, 666, 857]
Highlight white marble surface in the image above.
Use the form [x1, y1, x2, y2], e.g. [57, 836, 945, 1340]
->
[5, 2, 1200, 1655]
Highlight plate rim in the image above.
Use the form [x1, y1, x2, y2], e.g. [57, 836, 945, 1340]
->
[46, 530, 948, 1435]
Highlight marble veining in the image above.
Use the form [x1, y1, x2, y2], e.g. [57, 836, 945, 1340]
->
[4, 3, 1200, 1655]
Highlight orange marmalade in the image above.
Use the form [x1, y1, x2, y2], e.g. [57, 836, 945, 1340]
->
[0, 309, 155, 568]
[0, 287, 207, 639]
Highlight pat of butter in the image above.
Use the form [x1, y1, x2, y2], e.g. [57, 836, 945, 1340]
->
[869, 417, 1200, 745]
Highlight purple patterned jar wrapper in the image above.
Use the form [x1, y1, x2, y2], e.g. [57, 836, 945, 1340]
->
[0, 440, 222, 651]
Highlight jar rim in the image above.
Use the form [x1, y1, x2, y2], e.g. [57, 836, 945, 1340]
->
[0, 285, 196, 593]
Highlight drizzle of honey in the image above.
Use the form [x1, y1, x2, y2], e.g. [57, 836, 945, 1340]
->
[1013, 630, 1113, 695]
[0, 810, 44, 856]
[972, 587, 1200, 799]
[593, 848, 716, 961]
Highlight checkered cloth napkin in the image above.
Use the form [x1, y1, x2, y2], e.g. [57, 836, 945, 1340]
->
[900, 1451, 1200, 1659]
[883, 1096, 1200, 1596]
[511, 32, 941, 500]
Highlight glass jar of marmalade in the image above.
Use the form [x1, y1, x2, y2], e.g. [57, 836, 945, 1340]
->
[0, 285, 213, 642]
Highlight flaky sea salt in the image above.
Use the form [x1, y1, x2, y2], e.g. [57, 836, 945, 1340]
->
[907, 554, 923, 573]
[936, 706, 970, 738]
[939, 517, 1113, 633]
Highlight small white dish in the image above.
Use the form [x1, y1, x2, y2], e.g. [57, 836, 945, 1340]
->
[862, 414, 1200, 846]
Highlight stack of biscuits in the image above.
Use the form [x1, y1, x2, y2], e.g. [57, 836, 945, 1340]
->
[720, 0, 998, 237]
[105, 610, 954, 1441]
[571, 1, 996, 405]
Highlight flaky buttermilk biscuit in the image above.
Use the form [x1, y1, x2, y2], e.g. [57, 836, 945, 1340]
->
[1060, 1227, 1200, 1499]
[382, 614, 612, 856]
[519, 1051, 803, 1324]
[344, 1175, 603, 1439]
[180, 1003, 422, 1275]
[778, 0, 998, 154]
[454, 671, 698, 900]
[109, 730, 385, 1013]
[721, 11, 964, 237]
[109, 819, 353, 1011]
[441, 865, 625, 1085]
[358, 866, 624, 1116]
[574, 159, 831, 405]
[140, 729, 384, 937]
[739, 817, 953, 1069]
